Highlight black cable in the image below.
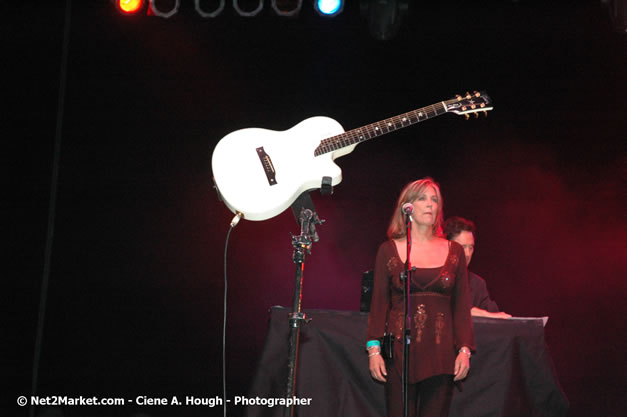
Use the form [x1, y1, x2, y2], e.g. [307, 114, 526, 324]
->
[222, 213, 241, 417]
[30, 1, 72, 417]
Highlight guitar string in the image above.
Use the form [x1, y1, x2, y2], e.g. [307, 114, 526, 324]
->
[315, 96, 488, 155]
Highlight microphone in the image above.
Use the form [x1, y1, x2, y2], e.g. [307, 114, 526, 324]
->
[401, 203, 414, 215]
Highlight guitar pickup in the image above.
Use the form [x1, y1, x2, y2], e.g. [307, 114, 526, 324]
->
[256, 147, 277, 186]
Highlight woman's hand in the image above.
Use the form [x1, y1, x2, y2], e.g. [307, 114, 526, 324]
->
[453, 348, 471, 381]
[368, 351, 387, 382]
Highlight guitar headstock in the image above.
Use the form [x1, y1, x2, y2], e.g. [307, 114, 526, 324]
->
[445, 91, 493, 119]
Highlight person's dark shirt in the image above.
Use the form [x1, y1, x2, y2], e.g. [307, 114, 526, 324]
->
[468, 271, 500, 312]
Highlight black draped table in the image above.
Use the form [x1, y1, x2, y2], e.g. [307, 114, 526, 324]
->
[243, 306, 568, 417]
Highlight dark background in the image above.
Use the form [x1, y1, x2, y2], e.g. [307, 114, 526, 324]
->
[5, 1, 626, 416]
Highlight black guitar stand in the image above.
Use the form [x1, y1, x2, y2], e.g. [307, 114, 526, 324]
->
[284, 190, 326, 417]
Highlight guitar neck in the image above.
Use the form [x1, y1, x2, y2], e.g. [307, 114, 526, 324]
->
[314, 100, 450, 156]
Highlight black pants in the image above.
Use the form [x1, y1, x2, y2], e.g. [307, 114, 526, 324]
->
[385, 365, 454, 417]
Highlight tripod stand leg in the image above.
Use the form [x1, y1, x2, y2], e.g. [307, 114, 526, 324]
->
[285, 263, 305, 417]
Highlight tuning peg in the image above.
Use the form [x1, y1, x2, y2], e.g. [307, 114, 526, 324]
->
[483, 111, 488, 117]
[464, 114, 470, 120]
[471, 104, 476, 109]
[465, 91, 471, 98]
[474, 113, 479, 119]
[474, 91, 480, 97]
[456, 94, 462, 101]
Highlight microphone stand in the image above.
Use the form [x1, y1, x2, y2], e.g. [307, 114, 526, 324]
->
[284, 192, 323, 417]
[401, 211, 412, 417]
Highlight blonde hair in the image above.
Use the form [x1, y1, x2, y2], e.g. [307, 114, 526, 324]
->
[387, 178, 444, 239]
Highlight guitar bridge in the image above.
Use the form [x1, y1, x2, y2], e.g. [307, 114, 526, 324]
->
[256, 147, 277, 186]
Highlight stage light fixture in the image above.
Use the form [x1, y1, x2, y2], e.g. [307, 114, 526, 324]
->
[233, 0, 264, 16]
[272, 0, 302, 17]
[602, 0, 627, 34]
[195, 0, 225, 17]
[360, 0, 408, 40]
[314, 0, 343, 17]
[115, 0, 145, 14]
[148, 0, 180, 18]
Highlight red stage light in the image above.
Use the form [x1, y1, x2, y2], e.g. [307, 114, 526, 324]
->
[116, 0, 144, 14]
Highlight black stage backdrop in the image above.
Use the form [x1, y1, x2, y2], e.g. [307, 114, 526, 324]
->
[5, 1, 626, 417]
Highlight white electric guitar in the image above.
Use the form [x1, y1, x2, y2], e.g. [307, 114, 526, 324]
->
[212, 91, 493, 221]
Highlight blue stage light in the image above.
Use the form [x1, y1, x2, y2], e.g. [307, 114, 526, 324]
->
[314, 0, 343, 17]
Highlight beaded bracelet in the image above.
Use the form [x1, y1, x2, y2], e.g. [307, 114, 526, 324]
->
[368, 351, 381, 358]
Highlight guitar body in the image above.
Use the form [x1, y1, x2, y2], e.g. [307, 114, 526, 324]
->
[212, 116, 353, 221]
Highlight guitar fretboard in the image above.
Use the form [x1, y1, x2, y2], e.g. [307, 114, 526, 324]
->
[314, 101, 451, 156]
